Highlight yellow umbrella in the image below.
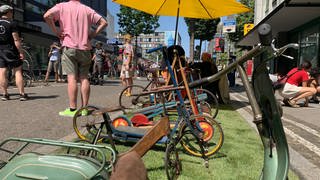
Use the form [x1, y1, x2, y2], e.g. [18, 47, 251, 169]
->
[112, 0, 250, 45]
[112, 0, 250, 19]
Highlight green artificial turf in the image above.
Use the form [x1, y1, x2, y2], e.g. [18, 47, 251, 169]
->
[102, 105, 300, 180]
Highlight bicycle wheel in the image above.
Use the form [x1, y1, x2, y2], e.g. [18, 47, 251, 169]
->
[112, 116, 132, 127]
[165, 142, 181, 180]
[179, 114, 224, 157]
[22, 70, 32, 87]
[194, 88, 219, 118]
[73, 106, 106, 142]
[119, 85, 150, 113]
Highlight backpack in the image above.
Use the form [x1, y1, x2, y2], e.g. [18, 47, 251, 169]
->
[273, 70, 299, 90]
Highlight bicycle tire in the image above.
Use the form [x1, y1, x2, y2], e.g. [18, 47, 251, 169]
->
[22, 49, 36, 80]
[194, 88, 219, 119]
[165, 142, 181, 180]
[73, 106, 106, 142]
[179, 114, 224, 157]
[118, 85, 150, 113]
[22, 70, 32, 87]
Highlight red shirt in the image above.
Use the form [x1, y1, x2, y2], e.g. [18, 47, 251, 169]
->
[286, 67, 309, 86]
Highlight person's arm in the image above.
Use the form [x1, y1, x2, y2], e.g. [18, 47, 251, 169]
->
[12, 32, 24, 60]
[89, 18, 107, 40]
[43, 9, 63, 39]
[48, 45, 53, 57]
[52, 44, 61, 50]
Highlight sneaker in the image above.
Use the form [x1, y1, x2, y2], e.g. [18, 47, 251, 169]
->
[125, 92, 131, 97]
[1, 94, 9, 101]
[59, 108, 77, 117]
[81, 109, 89, 116]
[19, 94, 28, 101]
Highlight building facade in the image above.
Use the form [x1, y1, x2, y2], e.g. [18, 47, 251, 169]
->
[238, 0, 320, 75]
[0, 0, 114, 72]
[116, 31, 181, 61]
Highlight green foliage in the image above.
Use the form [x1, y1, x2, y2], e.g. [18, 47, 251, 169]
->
[185, 18, 220, 60]
[185, 18, 220, 41]
[117, 6, 160, 37]
[228, 0, 255, 42]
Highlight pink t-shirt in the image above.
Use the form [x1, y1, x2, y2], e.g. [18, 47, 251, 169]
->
[47, 0, 102, 50]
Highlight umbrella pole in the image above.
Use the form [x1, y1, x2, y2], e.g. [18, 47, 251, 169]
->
[173, 0, 180, 46]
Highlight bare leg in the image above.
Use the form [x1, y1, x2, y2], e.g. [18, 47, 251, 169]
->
[67, 74, 78, 109]
[291, 87, 316, 104]
[127, 77, 133, 94]
[54, 72, 58, 82]
[79, 75, 90, 107]
[0, 68, 8, 95]
[14, 66, 25, 95]
[45, 68, 50, 82]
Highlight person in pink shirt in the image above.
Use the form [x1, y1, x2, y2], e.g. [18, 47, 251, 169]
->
[43, 0, 107, 117]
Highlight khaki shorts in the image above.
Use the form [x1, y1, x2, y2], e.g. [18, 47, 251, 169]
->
[61, 47, 91, 76]
[281, 83, 302, 98]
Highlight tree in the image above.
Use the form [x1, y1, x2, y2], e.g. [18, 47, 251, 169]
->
[228, 0, 255, 42]
[184, 18, 195, 61]
[117, 6, 159, 57]
[185, 18, 220, 61]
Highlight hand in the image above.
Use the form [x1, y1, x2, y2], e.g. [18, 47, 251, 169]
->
[56, 31, 64, 40]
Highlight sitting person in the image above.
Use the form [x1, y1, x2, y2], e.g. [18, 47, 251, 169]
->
[307, 67, 320, 103]
[281, 60, 317, 107]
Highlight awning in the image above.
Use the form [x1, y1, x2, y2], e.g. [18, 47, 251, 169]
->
[237, 0, 320, 46]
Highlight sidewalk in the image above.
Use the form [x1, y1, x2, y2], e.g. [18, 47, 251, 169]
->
[229, 78, 320, 180]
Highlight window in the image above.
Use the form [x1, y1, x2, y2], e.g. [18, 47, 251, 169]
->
[272, 0, 277, 7]
[299, 25, 319, 67]
[25, 2, 44, 14]
[265, 0, 269, 13]
[32, 0, 60, 6]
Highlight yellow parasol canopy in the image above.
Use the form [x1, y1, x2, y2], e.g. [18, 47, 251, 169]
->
[112, 0, 250, 19]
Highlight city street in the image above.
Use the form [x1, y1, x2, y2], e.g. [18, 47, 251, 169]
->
[0, 79, 128, 142]
[1, 78, 320, 179]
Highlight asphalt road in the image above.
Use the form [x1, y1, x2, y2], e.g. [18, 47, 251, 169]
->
[0, 79, 131, 142]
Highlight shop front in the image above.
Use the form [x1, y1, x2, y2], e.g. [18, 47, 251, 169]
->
[238, 0, 320, 75]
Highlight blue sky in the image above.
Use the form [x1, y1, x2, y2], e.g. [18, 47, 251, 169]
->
[107, 0, 192, 56]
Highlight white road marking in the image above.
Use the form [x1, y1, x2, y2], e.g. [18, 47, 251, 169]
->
[282, 117, 320, 139]
[284, 127, 320, 157]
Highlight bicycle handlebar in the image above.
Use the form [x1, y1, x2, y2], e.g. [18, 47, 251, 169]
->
[271, 39, 299, 59]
